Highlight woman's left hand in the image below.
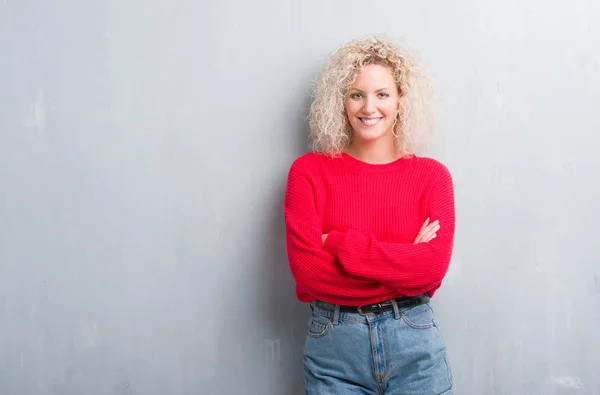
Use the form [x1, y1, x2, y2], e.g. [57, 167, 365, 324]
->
[321, 234, 328, 248]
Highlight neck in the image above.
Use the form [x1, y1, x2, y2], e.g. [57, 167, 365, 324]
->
[346, 134, 400, 164]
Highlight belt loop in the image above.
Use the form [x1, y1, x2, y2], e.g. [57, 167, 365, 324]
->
[390, 299, 401, 320]
[332, 304, 340, 325]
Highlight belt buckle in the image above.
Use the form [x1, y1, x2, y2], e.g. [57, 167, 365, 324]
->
[357, 303, 383, 315]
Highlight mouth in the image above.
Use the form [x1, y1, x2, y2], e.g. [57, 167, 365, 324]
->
[358, 117, 383, 127]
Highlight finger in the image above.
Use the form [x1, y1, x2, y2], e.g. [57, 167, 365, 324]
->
[422, 232, 437, 242]
[321, 234, 328, 247]
[421, 225, 440, 240]
[422, 220, 439, 232]
[416, 223, 437, 242]
[414, 232, 425, 244]
[419, 218, 430, 232]
[421, 223, 440, 236]
[424, 223, 440, 232]
[416, 219, 440, 243]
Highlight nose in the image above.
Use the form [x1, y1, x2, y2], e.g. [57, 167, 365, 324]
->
[362, 97, 376, 115]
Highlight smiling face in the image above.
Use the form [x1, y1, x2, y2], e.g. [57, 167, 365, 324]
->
[344, 63, 400, 146]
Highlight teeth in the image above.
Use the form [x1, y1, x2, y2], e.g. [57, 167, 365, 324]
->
[360, 118, 381, 126]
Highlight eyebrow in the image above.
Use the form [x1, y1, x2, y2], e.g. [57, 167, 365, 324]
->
[348, 88, 390, 93]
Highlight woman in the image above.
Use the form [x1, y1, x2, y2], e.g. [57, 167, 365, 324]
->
[284, 35, 455, 394]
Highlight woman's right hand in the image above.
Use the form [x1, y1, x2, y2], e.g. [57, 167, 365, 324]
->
[413, 218, 440, 244]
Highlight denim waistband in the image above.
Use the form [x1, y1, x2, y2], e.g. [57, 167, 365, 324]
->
[310, 298, 426, 324]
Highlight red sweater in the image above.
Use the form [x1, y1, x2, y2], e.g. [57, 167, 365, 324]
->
[284, 152, 455, 305]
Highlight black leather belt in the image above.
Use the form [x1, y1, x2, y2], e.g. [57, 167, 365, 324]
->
[316, 294, 430, 315]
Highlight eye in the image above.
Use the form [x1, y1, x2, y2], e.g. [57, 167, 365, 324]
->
[377, 92, 390, 98]
[349, 92, 363, 99]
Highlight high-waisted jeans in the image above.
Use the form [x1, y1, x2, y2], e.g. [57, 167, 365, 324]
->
[303, 300, 453, 395]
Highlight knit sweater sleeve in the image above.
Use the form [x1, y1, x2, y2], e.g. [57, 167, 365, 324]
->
[284, 159, 396, 302]
[323, 167, 455, 295]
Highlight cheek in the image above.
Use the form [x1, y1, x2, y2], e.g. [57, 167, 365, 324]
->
[383, 102, 399, 118]
[345, 101, 357, 117]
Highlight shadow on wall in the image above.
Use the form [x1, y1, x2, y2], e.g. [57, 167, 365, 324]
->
[258, 94, 314, 395]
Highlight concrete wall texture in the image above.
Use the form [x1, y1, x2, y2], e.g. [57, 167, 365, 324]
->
[1, 0, 599, 394]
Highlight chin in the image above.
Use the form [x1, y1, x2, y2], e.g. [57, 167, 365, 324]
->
[354, 129, 387, 142]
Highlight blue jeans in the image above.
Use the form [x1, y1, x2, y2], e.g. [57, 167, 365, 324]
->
[303, 300, 453, 395]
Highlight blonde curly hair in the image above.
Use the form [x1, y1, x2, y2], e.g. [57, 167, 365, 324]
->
[308, 35, 435, 157]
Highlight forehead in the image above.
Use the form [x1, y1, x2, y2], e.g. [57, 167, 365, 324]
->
[350, 64, 396, 89]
